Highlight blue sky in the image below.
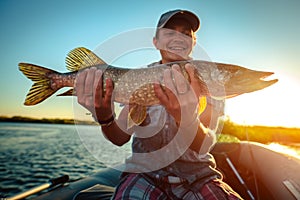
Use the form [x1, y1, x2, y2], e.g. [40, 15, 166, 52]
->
[1, 0, 299, 127]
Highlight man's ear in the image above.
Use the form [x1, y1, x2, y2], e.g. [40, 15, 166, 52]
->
[193, 37, 197, 47]
[153, 37, 159, 49]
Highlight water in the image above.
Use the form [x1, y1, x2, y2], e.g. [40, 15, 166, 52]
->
[1, 122, 299, 199]
[0, 122, 131, 198]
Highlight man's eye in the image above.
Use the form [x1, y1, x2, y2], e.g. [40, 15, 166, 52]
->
[165, 32, 175, 36]
[163, 30, 192, 38]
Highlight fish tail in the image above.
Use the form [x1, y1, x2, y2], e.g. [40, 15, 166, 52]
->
[18, 63, 60, 106]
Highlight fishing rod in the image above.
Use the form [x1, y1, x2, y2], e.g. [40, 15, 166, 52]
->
[6, 175, 69, 200]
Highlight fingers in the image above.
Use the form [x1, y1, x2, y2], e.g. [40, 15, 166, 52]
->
[94, 69, 103, 108]
[75, 69, 87, 103]
[184, 63, 196, 85]
[102, 78, 114, 106]
[76, 67, 104, 109]
[153, 80, 169, 105]
[185, 63, 207, 96]
[76, 68, 92, 108]
[93, 70, 114, 108]
[163, 68, 178, 98]
[154, 64, 189, 103]
[84, 67, 97, 96]
[83, 68, 97, 108]
[172, 64, 189, 94]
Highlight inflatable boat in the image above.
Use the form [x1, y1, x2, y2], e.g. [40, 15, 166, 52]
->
[8, 142, 300, 200]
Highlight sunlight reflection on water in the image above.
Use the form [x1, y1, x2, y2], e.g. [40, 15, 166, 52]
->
[267, 143, 300, 159]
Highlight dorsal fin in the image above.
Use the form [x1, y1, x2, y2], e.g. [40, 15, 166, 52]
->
[65, 47, 106, 71]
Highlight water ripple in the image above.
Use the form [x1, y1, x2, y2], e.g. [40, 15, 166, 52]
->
[0, 122, 106, 198]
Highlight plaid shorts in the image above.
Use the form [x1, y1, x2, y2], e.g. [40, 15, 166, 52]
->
[111, 173, 243, 200]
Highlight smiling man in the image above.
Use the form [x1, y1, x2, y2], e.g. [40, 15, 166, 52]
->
[153, 11, 197, 63]
[76, 9, 242, 199]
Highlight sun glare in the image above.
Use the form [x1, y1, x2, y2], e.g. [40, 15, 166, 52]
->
[225, 72, 300, 128]
[267, 143, 300, 159]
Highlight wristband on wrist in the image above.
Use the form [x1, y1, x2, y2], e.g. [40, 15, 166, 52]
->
[97, 115, 115, 127]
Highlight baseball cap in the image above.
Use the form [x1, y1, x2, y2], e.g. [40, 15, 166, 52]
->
[157, 9, 200, 32]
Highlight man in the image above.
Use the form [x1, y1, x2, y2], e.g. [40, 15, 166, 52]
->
[76, 9, 242, 199]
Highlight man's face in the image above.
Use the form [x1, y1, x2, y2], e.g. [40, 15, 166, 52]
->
[153, 18, 196, 63]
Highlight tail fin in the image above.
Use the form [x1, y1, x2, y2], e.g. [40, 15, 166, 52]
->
[18, 63, 59, 106]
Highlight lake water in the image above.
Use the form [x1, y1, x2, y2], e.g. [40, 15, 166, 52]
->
[0, 122, 131, 198]
[0, 122, 299, 199]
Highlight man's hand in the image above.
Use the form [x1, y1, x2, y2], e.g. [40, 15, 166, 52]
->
[75, 67, 114, 121]
[154, 63, 205, 127]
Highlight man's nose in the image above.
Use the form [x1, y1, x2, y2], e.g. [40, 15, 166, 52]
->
[173, 32, 188, 41]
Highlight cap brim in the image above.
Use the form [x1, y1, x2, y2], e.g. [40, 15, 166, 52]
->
[158, 10, 200, 32]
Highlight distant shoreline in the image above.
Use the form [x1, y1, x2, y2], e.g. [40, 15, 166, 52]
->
[0, 116, 97, 125]
[1, 115, 299, 144]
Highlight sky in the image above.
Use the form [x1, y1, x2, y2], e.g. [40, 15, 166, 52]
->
[0, 0, 299, 127]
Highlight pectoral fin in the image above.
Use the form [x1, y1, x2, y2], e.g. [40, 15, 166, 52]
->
[198, 96, 207, 115]
[128, 105, 147, 129]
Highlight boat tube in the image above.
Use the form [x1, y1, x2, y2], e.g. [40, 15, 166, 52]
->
[12, 142, 300, 200]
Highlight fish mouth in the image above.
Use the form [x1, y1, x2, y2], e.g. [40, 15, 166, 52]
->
[255, 71, 277, 82]
[260, 72, 275, 80]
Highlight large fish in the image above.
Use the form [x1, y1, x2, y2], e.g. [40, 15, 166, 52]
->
[19, 47, 278, 127]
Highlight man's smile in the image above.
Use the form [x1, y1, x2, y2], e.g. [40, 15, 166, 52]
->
[167, 45, 187, 55]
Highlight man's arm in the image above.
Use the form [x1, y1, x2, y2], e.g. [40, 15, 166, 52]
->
[100, 105, 132, 146]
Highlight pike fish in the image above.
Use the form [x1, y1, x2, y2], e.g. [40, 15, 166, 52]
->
[19, 47, 278, 127]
